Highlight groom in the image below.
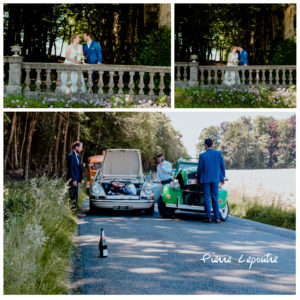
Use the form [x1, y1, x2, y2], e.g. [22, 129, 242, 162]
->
[237, 46, 249, 66]
[83, 32, 102, 87]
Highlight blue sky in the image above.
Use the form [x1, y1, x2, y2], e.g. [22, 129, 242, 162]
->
[165, 111, 295, 157]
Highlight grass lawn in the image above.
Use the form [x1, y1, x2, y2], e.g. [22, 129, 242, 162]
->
[175, 86, 296, 108]
[4, 177, 87, 294]
[4, 94, 169, 109]
[228, 189, 295, 230]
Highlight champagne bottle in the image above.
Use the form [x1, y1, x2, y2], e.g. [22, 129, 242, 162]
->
[99, 228, 108, 258]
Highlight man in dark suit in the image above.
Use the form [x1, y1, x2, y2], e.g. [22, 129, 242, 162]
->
[67, 141, 84, 216]
[83, 32, 102, 89]
[196, 138, 225, 223]
[238, 46, 249, 66]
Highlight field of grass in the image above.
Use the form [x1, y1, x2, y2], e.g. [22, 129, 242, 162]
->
[4, 177, 87, 294]
[4, 94, 169, 109]
[228, 189, 295, 230]
[175, 86, 296, 108]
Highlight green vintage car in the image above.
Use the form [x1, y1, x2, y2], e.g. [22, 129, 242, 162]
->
[158, 157, 229, 221]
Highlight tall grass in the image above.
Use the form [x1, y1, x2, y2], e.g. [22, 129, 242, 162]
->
[4, 177, 86, 294]
[228, 188, 295, 230]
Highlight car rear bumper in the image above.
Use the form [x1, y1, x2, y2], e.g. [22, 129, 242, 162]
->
[90, 199, 154, 210]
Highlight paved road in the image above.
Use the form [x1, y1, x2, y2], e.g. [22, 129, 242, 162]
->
[70, 197, 295, 295]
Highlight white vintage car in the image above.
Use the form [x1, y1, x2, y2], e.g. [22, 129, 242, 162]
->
[89, 149, 156, 215]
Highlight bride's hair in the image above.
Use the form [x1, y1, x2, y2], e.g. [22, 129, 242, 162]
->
[70, 34, 79, 44]
[230, 46, 236, 52]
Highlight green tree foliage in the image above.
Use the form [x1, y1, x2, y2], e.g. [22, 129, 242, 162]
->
[270, 38, 296, 65]
[4, 4, 170, 64]
[175, 4, 296, 65]
[4, 112, 188, 179]
[196, 115, 295, 169]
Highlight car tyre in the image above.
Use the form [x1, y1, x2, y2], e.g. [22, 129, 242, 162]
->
[158, 196, 175, 218]
[219, 202, 229, 221]
[145, 204, 155, 216]
[89, 201, 98, 214]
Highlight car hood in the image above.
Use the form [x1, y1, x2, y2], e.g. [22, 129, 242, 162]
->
[101, 149, 144, 179]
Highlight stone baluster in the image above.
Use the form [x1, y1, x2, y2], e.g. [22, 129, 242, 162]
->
[66, 71, 72, 93]
[183, 66, 188, 84]
[159, 72, 165, 95]
[235, 69, 239, 85]
[87, 70, 93, 93]
[176, 66, 181, 81]
[255, 69, 260, 86]
[138, 72, 145, 95]
[24, 66, 31, 91]
[282, 68, 286, 86]
[207, 68, 212, 85]
[228, 68, 232, 86]
[240, 69, 245, 85]
[275, 69, 279, 86]
[289, 69, 293, 85]
[261, 69, 266, 85]
[98, 71, 104, 94]
[117, 71, 124, 95]
[56, 70, 62, 92]
[199, 68, 204, 85]
[36, 69, 42, 92]
[248, 69, 253, 85]
[46, 69, 52, 92]
[128, 71, 135, 95]
[149, 72, 155, 95]
[108, 71, 114, 95]
[76, 70, 82, 93]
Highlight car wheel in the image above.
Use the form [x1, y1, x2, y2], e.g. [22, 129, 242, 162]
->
[219, 202, 229, 221]
[158, 196, 175, 218]
[145, 204, 155, 216]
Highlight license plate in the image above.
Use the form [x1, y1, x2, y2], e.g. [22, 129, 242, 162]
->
[113, 206, 134, 210]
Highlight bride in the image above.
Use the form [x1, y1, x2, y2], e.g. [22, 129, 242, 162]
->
[61, 34, 87, 94]
[224, 46, 241, 86]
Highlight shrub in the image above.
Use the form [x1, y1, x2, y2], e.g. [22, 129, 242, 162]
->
[4, 177, 86, 294]
[270, 38, 296, 65]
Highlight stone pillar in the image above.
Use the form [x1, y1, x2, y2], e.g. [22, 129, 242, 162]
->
[188, 62, 199, 87]
[6, 56, 24, 95]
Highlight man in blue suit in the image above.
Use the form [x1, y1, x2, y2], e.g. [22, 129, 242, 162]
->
[83, 32, 102, 88]
[196, 139, 225, 223]
[67, 141, 84, 216]
[238, 46, 249, 66]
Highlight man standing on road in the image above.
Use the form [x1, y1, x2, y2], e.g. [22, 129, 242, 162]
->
[67, 141, 85, 217]
[196, 139, 225, 223]
[156, 154, 172, 185]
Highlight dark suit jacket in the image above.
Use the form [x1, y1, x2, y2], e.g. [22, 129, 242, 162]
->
[238, 49, 249, 66]
[83, 40, 102, 64]
[197, 149, 225, 183]
[67, 151, 83, 183]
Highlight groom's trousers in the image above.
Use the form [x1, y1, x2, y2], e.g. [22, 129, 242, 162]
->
[69, 182, 79, 214]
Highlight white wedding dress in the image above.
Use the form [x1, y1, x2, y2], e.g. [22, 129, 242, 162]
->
[224, 52, 241, 86]
[61, 44, 87, 94]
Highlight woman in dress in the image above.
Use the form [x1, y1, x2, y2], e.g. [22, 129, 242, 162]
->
[61, 34, 87, 94]
[224, 46, 241, 86]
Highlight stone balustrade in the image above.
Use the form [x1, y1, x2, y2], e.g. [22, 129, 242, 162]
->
[4, 56, 171, 101]
[175, 62, 296, 88]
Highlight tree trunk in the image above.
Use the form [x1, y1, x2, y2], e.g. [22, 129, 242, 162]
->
[19, 113, 29, 169]
[4, 112, 16, 169]
[47, 113, 57, 175]
[13, 115, 19, 169]
[77, 122, 80, 140]
[24, 113, 38, 180]
[54, 113, 63, 177]
[61, 112, 70, 178]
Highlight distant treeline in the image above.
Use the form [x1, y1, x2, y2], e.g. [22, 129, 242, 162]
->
[196, 115, 296, 169]
[4, 112, 188, 180]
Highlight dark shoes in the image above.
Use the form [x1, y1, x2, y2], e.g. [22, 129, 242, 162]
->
[78, 213, 87, 217]
[215, 219, 222, 223]
[203, 218, 212, 223]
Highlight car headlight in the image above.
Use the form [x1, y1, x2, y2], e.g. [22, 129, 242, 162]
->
[92, 183, 103, 195]
[143, 183, 153, 195]
[170, 179, 180, 189]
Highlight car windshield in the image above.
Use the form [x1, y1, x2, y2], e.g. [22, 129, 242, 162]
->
[91, 162, 102, 170]
[177, 163, 197, 172]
